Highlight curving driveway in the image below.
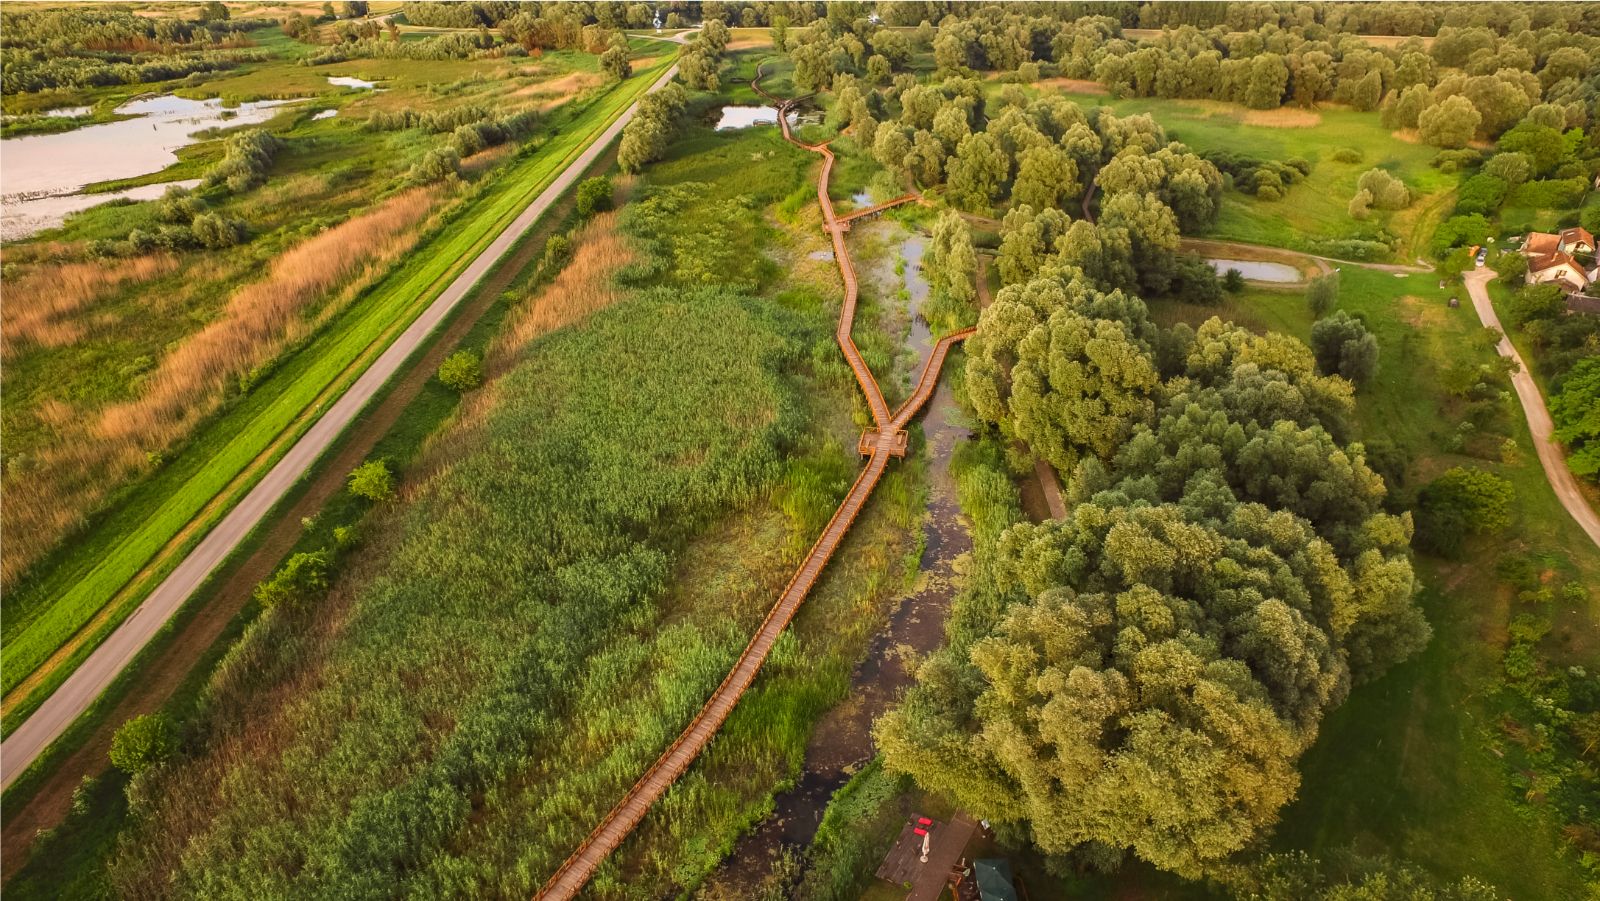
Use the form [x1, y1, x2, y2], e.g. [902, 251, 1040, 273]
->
[1463, 267, 1600, 549]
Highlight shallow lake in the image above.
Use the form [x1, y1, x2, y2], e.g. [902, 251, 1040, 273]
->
[1207, 258, 1302, 283]
[1, 94, 293, 240]
[713, 105, 793, 130]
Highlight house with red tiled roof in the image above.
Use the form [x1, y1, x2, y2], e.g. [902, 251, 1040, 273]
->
[1522, 226, 1597, 294]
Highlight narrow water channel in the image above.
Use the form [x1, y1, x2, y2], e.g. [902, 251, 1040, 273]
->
[713, 226, 973, 891]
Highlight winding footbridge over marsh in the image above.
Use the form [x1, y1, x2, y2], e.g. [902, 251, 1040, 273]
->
[536, 70, 973, 899]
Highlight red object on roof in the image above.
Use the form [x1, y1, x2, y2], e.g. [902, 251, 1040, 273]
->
[919, 817, 934, 826]
[914, 827, 928, 836]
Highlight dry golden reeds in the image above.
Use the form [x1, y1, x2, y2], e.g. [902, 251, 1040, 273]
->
[2, 255, 180, 354]
[1, 187, 440, 587]
[490, 209, 633, 369]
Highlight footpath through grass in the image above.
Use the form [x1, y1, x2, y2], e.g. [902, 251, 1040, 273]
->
[0, 53, 675, 724]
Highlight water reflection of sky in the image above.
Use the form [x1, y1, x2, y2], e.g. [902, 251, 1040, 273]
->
[1206, 258, 1302, 283]
[714, 105, 796, 130]
[1, 95, 292, 239]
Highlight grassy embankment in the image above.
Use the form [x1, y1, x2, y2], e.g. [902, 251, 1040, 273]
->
[1, 143, 626, 901]
[0, 52, 676, 731]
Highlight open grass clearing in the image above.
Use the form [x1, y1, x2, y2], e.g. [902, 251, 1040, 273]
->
[1034, 87, 1454, 261]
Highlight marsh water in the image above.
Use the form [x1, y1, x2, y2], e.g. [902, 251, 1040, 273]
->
[326, 75, 377, 89]
[1, 94, 295, 239]
[714, 227, 974, 891]
[714, 105, 798, 130]
[1207, 257, 1302, 282]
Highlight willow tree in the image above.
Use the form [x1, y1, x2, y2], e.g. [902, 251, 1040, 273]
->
[965, 276, 1160, 472]
[925, 210, 977, 308]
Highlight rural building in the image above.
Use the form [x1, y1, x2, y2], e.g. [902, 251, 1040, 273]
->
[1522, 226, 1597, 293]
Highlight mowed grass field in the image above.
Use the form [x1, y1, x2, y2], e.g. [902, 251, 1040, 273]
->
[1037, 88, 1457, 262]
[1151, 268, 1597, 897]
[0, 51, 677, 726]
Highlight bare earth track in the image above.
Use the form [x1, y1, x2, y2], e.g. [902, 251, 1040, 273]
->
[1464, 267, 1600, 549]
[535, 69, 972, 899]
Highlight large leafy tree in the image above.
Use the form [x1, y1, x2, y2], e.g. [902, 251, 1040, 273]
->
[1309, 310, 1380, 386]
[880, 499, 1382, 878]
[966, 276, 1160, 472]
[925, 210, 977, 308]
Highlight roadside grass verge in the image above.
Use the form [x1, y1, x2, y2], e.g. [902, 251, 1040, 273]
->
[0, 53, 674, 725]
[1, 145, 620, 894]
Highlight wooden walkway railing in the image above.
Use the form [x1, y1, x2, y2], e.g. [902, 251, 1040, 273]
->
[535, 66, 974, 900]
[838, 193, 919, 224]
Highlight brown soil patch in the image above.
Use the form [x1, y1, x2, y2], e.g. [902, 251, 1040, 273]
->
[1242, 107, 1322, 128]
[0, 142, 625, 885]
[1392, 128, 1422, 144]
[1398, 294, 1449, 330]
[725, 37, 771, 51]
[1037, 77, 1107, 95]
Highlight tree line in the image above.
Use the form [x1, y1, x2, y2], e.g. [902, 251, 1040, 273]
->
[1, 6, 269, 95]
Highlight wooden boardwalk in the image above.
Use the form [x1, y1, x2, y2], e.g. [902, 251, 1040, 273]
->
[838, 193, 920, 224]
[536, 67, 974, 899]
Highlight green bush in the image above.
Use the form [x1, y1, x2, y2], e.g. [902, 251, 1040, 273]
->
[575, 176, 613, 217]
[347, 459, 393, 501]
[252, 549, 332, 610]
[1432, 214, 1491, 256]
[1415, 466, 1514, 557]
[109, 713, 175, 775]
[437, 349, 483, 392]
[1552, 357, 1600, 482]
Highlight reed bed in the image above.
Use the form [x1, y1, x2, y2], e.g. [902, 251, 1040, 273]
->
[1, 255, 179, 353]
[1, 188, 439, 588]
[491, 209, 633, 368]
[108, 290, 810, 897]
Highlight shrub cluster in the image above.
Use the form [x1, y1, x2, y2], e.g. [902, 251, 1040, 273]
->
[204, 129, 284, 193]
[1202, 149, 1311, 200]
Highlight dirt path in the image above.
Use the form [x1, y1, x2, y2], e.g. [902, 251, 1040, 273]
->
[1463, 268, 1600, 549]
[0, 60, 686, 794]
[1180, 236, 1431, 276]
[0, 144, 619, 878]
